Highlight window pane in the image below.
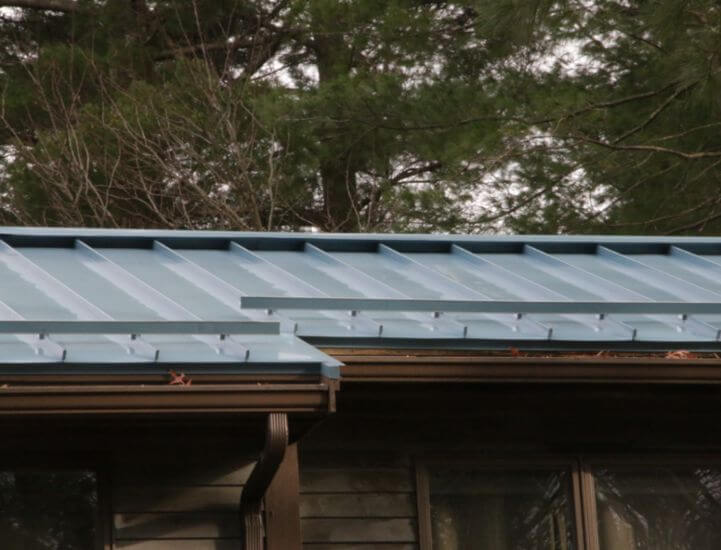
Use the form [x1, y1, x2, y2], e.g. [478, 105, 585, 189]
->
[595, 466, 721, 550]
[0, 471, 97, 550]
[428, 467, 575, 550]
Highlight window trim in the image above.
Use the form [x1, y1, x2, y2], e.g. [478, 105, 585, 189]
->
[415, 461, 432, 550]
[0, 453, 111, 550]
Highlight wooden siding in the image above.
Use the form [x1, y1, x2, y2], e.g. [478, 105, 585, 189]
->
[299, 453, 419, 550]
[112, 450, 254, 550]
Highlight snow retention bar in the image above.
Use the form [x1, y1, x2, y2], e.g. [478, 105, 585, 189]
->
[0, 320, 280, 335]
[241, 296, 721, 316]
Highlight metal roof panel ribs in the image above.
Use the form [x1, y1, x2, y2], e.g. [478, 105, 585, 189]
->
[74, 240, 249, 360]
[0, 239, 159, 360]
[152, 241, 297, 334]
[0, 299, 66, 360]
[451, 244, 636, 340]
[525, 245, 719, 340]
[378, 244, 551, 338]
[3, 229, 721, 358]
[304, 243, 467, 337]
[230, 242, 383, 337]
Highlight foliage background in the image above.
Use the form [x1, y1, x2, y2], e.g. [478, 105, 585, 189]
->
[1, 0, 720, 234]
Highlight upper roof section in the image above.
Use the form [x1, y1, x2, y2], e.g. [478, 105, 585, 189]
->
[3, 228, 721, 362]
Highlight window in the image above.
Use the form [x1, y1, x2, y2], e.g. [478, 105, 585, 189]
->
[418, 460, 721, 550]
[0, 470, 99, 550]
[594, 465, 721, 550]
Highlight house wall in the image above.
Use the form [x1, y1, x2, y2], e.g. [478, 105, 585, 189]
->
[8, 381, 721, 550]
[0, 416, 265, 550]
[108, 435, 420, 550]
[296, 381, 721, 550]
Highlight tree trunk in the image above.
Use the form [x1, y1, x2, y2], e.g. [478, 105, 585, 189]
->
[319, 157, 357, 231]
[314, 33, 359, 232]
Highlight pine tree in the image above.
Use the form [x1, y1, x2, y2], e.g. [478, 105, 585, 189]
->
[1, 0, 537, 231]
[489, 0, 721, 235]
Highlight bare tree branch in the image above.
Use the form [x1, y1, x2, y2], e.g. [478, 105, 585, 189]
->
[610, 194, 718, 228]
[612, 80, 699, 144]
[666, 200, 721, 234]
[391, 161, 442, 183]
[153, 36, 260, 62]
[573, 133, 721, 159]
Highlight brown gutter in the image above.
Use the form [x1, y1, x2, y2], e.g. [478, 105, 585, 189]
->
[0, 382, 336, 415]
[240, 412, 289, 550]
[0, 373, 330, 385]
[335, 355, 721, 384]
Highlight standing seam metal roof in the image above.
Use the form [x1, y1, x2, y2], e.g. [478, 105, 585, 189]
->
[3, 228, 721, 376]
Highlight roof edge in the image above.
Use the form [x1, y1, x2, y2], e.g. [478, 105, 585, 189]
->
[2, 226, 721, 245]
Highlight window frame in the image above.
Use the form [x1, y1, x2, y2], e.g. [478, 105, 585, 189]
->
[416, 455, 721, 550]
[581, 455, 721, 550]
[0, 452, 111, 550]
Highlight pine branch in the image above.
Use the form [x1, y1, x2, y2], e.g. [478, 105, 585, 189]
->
[0, 0, 77, 11]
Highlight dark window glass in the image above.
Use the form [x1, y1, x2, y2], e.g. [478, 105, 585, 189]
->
[428, 467, 575, 550]
[0, 470, 97, 550]
[595, 466, 721, 550]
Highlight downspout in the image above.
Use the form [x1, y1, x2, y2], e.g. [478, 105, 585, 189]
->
[240, 412, 289, 550]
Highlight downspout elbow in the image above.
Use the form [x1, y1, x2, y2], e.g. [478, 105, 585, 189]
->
[240, 412, 289, 550]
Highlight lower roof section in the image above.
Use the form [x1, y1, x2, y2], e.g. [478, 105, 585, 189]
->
[0, 327, 340, 378]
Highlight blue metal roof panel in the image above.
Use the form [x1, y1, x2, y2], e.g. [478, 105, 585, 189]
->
[3, 228, 721, 365]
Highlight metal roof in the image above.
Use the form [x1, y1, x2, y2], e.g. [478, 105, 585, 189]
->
[4, 228, 721, 374]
